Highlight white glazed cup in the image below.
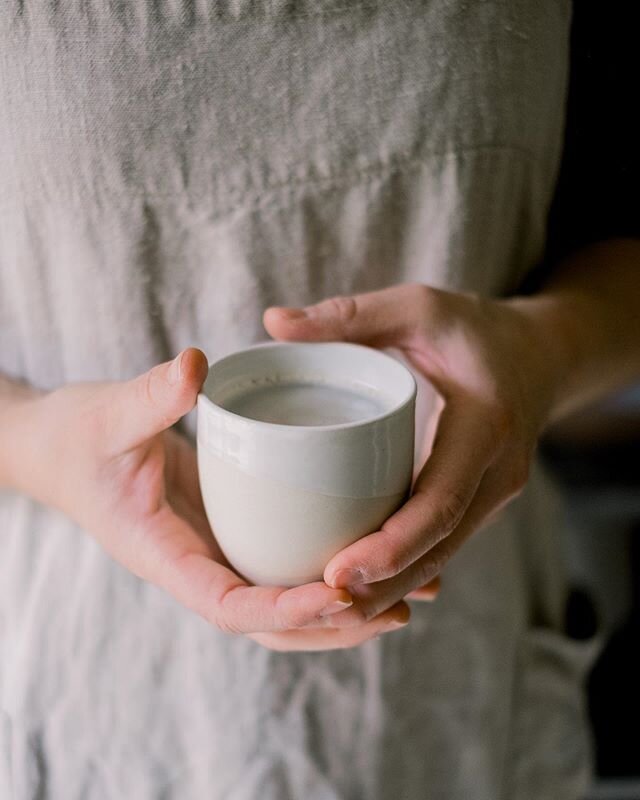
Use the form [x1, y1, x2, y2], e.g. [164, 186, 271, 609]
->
[196, 341, 416, 587]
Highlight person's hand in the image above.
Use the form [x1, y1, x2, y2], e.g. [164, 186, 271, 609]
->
[4, 350, 348, 636]
[250, 576, 440, 651]
[263, 283, 559, 623]
[2, 348, 420, 650]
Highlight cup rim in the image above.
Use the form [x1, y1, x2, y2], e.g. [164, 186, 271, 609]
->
[197, 340, 417, 433]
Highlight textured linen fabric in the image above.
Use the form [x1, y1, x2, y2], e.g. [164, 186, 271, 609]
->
[0, 2, 600, 798]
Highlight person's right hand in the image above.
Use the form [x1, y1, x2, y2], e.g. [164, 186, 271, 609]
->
[2, 348, 415, 649]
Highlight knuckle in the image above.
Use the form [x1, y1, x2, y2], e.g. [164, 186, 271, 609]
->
[327, 294, 358, 322]
[284, 605, 313, 630]
[410, 284, 438, 333]
[320, 295, 358, 338]
[414, 558, 435, 588]
[137, 368, 157, 410]
[441, 490, 468, 531]
[377, 522, 416, 576]
[414, 283, 436, 313]
[207, 610, 242, 636]
[415, 547, 448, 585]
[213, 585, 246, 635]
[134, 365, 184, 428]
[417, 283, 454, 322]
[134, 369, 171, 427]
[275, 591, 319, 630]
[377, 546, 407, 580]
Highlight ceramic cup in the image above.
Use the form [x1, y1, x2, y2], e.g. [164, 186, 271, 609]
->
[196, 341, 416, 587]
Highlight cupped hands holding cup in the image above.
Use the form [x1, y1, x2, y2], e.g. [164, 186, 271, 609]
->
[2, 240, 638, 652]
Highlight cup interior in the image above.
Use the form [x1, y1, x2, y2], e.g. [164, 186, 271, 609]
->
[200, 341, 416, 430]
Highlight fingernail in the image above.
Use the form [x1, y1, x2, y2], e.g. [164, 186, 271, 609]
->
[168, 352, 183, 384]
[384, 605, 411, 629]
[408, 589, 439, 602]
[385, 603, 411, 631]
[319, 599, 353, 617]
[330, 568, 364, 588]
[385, 617, 410, 630]
[275, 307, 308, 320]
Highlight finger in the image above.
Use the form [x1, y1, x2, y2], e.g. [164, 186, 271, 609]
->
[130, 504, 353, 634]
[104, 347, 209, 456]
[348, 465, 520, 622]
[405, 456, 528, 588]
[311, 575, 440, 624]
[400, 472, 506, 591]
[405, 575, 441, 601]
[248, 601, 411, 651]
[324, 399, 495, 589]
[262, 283, 430, 349]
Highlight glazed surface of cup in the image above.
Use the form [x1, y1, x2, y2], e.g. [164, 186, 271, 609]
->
[196, 341, 416, 587]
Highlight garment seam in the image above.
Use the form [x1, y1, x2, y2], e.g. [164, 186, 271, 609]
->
[207, 142, 541, 222]
[1, 142, 542, 222]
[204, 2, 387, 21]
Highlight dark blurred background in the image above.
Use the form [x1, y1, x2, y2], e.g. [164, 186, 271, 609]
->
[534, 2, 639, 797]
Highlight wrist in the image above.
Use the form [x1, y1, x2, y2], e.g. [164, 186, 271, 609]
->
[502, 289, 594, 427]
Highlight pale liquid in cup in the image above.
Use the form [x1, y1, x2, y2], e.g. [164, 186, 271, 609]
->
[220, 380, 387, 426]
[200, 378, 408, 586]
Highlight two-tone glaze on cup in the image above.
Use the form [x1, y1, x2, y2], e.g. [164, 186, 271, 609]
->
[196, 341, 416, 587]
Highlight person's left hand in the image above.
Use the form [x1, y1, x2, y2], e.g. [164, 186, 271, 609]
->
[262, 283, 559, 627]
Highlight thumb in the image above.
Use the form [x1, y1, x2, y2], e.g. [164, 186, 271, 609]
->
[105, 347, 209, 455]
[263, 283, 428, 348]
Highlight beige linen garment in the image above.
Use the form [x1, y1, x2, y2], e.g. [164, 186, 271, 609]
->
[0, 2, 599, 798]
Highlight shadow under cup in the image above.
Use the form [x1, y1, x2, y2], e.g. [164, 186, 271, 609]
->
[196, 341, 417, 587]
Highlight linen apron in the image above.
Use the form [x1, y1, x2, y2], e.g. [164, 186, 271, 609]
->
[0, 2, 599, 798]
